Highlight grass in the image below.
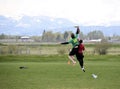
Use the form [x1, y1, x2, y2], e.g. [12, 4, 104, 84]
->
[0, 55, 120, 89]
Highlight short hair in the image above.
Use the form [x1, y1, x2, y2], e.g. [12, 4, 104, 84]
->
[71, 33, 75, 39]
[79, 39, 83, 43]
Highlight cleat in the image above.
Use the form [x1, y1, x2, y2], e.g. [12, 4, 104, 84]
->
[82, 68, 85, 72]
[82, 69, 85, 72]
[67, 60, 71, 65]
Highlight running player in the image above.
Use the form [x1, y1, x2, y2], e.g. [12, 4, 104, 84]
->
[76, 39, 85, 72]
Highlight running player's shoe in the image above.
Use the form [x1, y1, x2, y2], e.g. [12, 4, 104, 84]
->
[82, 68, 85, 72]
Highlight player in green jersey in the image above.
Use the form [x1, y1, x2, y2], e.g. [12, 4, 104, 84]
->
[61, 26, 80, 64]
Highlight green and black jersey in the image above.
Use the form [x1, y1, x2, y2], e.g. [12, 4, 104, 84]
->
[68, 34, 79, 48]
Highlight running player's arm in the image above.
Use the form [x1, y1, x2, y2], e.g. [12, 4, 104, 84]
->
[82, 44, 85, 51]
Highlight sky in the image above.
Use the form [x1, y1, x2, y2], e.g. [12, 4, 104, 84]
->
[0, 0, 120, 26]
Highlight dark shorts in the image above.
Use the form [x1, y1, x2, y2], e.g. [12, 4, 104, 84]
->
[69, 46, 78, 56]
[76, 53, 84, 61]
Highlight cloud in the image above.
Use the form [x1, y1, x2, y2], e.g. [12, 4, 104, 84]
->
[16, 23, 30, 28]
[0, 0, 120, 26]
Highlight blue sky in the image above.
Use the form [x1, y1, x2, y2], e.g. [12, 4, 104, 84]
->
[0, 0, 120, 26]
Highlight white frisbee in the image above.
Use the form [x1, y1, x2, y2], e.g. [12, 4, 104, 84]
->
[92, 74, 98, 79]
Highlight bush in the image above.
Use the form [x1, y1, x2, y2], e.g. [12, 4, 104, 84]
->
[94, 40, 111, 55]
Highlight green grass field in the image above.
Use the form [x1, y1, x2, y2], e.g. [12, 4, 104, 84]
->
[0, 55, 120, 89]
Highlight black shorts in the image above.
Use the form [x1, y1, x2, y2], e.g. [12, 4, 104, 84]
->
[76, 53, 84, 61]
[69, 46, 78, 56]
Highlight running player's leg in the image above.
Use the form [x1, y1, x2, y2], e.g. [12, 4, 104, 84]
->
[80, 54, 85, 72]
[76, 53, 85, 72]
[79, 58, 83, 68]
[76, 53, 82, 68]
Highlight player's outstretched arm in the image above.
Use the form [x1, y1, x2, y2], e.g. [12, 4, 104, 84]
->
[60, 42, 69, 45]
[75, 26, 80, 34]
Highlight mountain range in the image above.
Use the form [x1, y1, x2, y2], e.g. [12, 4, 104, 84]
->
[0, 15, 120, 36]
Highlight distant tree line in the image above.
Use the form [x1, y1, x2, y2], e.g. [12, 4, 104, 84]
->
[40, 30, 120, 42]
[0, 30, 120, 42]
[0, 33, 21, 39]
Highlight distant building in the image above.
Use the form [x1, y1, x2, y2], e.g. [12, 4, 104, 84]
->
[108, 39, 120, 43]
[21, 36, 30, 42]
[84, 39, 102, 43]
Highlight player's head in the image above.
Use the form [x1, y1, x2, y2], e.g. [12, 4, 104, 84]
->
[71, 33, 75, 39]
[79, 39, 83, 44]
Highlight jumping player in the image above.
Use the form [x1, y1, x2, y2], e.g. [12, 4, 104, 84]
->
[60, 26, 80, 64]
[76, 39, 85, 72]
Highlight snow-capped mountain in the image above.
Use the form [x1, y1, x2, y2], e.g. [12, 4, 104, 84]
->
[0, 15, 120, 36]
